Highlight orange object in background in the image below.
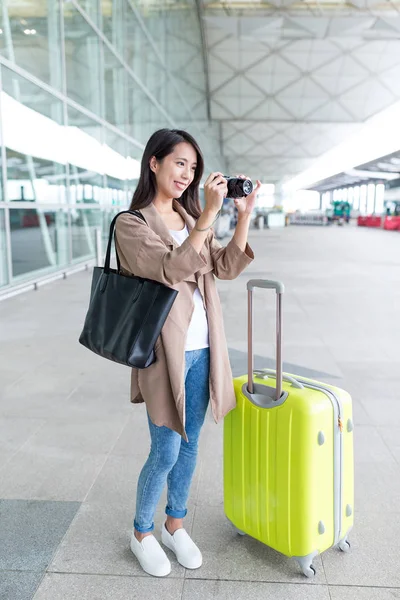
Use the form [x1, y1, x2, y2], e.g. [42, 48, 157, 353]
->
[384, 216, 400, 231]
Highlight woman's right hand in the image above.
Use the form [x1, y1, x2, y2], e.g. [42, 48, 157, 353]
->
[204, 172, 228, 215]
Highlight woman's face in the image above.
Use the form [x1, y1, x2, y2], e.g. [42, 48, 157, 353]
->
[151, 142, 198, 200]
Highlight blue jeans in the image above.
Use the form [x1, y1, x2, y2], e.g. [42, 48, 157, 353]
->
[134, 348, 210, 533]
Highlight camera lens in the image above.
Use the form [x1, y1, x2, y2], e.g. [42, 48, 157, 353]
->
[226, 177, 254, 199]
[242, 179, 253, 195]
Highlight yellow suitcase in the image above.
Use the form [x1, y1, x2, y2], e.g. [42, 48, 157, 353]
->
[224, 280, 354, 578]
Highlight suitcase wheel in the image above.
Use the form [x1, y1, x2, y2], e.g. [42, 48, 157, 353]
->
[338, 538, 351, 553]
[302, 564, 316, 579]
[296, 558, 316, 579]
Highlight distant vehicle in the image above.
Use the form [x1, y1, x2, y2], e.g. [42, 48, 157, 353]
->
[385, 200, 400, 216]
[327, 201, 351, 225]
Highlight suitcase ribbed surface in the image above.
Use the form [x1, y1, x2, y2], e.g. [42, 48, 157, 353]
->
[224, 373, 354, 558]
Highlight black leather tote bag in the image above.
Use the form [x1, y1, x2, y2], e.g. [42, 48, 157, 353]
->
[79, 210, 178, 368]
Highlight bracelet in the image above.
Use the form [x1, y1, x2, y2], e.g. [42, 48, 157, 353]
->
[195, 210, 221, 232]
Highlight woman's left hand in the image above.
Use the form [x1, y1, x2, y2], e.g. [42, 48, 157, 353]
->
[233, 175, 262, 217]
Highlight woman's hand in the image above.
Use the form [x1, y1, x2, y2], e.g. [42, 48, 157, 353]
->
[233, 175, 262, 218]
[204, 172, 228, 216]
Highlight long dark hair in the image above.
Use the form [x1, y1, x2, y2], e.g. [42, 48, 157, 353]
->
[129, 129, 204, 219]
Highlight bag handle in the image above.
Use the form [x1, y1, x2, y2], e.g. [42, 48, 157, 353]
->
[247, 279, 285, 401]
[103, 210, 146, 275]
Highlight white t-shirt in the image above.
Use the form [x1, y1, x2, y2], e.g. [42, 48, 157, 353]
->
[169, 225, 210, 351]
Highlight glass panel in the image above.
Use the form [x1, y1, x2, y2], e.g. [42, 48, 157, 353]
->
[101, 205, 120, 248]
[70, 207, 101, 261]
[102, 132, 140, 209]
[104, 127, 132, 193]
[140, 1, 166, 58]
[104, 176, 127, 207]
[165, 7, 204, 120]
[0, 136, 3, 203]
[0, 209, 8, 286]
[67, 105, 103, 143]
[80, 0, 101, 27]
[103, 0, 220, 169]
[102, 0, 127, 57]
[103, 126, 127, 158]
[103, 43, 127, 128]
[0, 0, 62, 90]
[1, 68, 68, 204]
[64, 3, 102, 115]
[6, 150, 67, 205]
[2, 66, 64, 121]
[67, 106, 104, 203]
[126, 143, 140, 203]
[126, 78, 165, 145]
[9, 208, 69, 278]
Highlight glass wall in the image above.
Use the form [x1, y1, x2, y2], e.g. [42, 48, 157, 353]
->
[330, 182, 386, 215]
[0, 0, 222, 292]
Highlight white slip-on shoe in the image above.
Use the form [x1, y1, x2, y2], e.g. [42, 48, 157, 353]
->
[161, 522, 202, 569]
[130, 532, 171, 577]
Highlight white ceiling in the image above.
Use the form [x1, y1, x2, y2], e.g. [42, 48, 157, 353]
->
[197, 0, 400, 184]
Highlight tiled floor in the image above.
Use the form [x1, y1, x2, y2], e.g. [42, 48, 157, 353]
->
[1, 224, 400, 599]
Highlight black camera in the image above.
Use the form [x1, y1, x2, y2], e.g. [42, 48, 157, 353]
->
[222, 176, 254, 199]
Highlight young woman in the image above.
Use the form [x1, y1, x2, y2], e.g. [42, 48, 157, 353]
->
[115, 128, 259, 577]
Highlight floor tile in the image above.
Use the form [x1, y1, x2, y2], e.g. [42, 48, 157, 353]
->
[0, 499, 80, 571]
[0, 571, 44, 600]
[24, 415, 128, 455]
[338, 363, 400, 382]
[85, 455, 147, 505]
[0, 392, 76, 419]
[361, 399, 400, 427]
[354, 426, 396, 464]
[111, 413, 151, 457]
[33, 573, 184, 600]
[47, 502, 190, 579]
[329, 586, 400, 599]
[343, 378, 400, 402]
[322, 512, 400, 587]
[195, 450, 223, 508]
[55, 387, 132, 419]
[378, 427, 400, 451]
[0, 449, 107, 501]
[354, 462, 400, 512]
[350, 401, 372, 426]
[182, 579, 331, 600]
[0, 417, 46, 454]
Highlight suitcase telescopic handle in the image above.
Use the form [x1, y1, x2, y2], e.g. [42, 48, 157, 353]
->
[247, 279, 285, 400]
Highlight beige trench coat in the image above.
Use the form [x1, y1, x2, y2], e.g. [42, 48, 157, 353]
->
[115, 200, 254, 440]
